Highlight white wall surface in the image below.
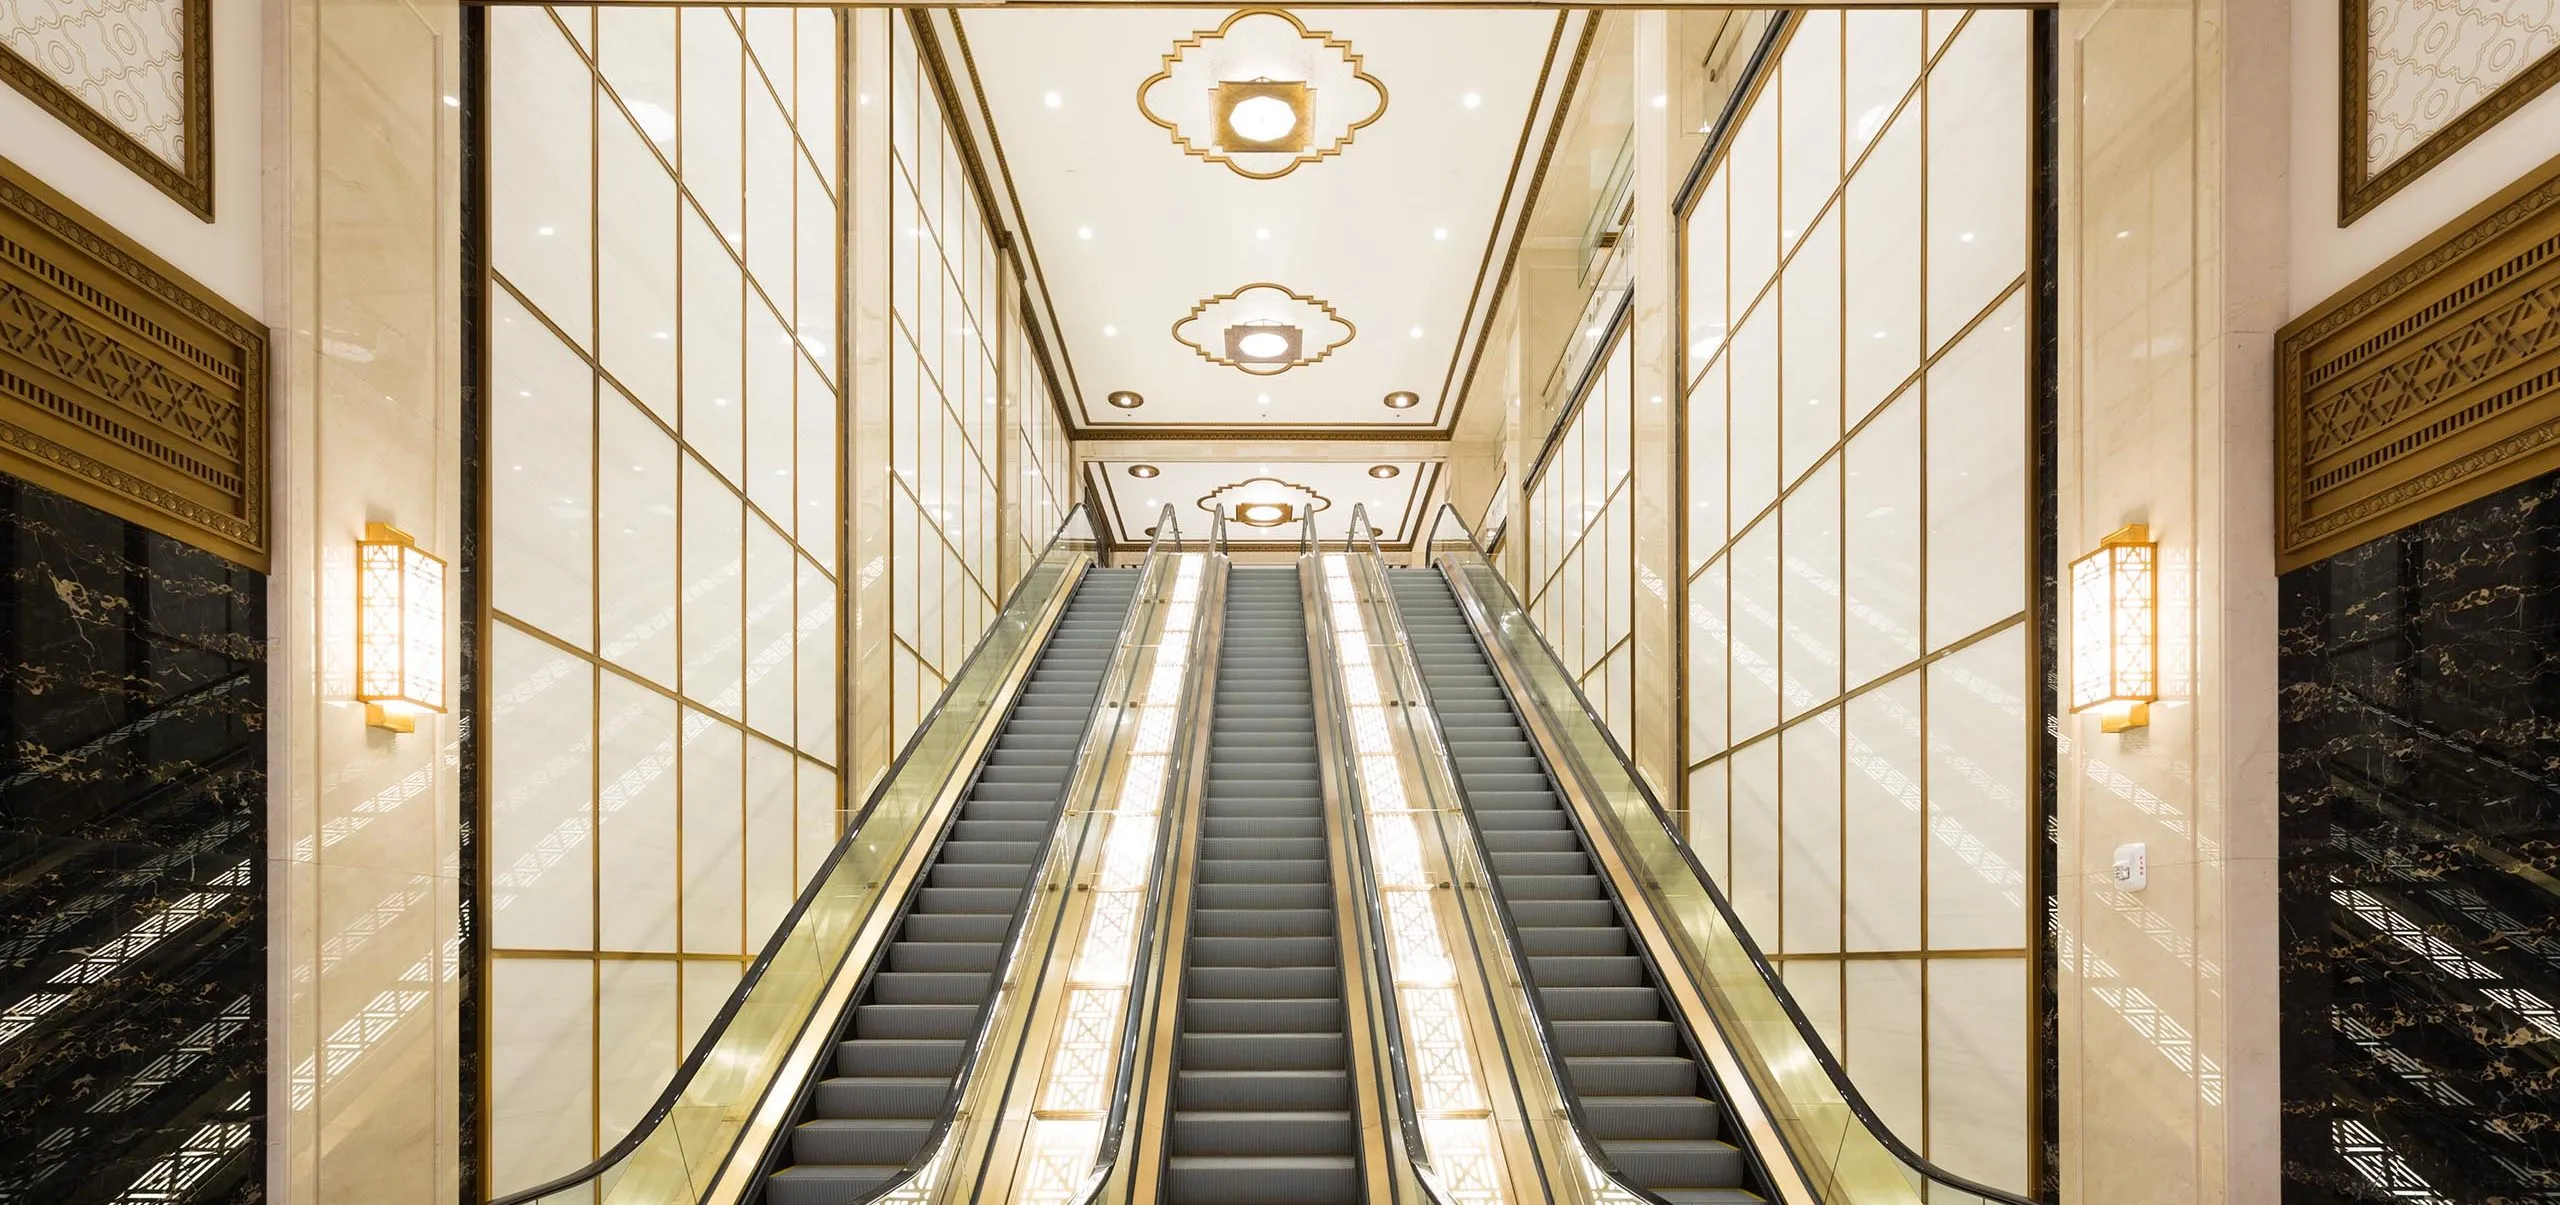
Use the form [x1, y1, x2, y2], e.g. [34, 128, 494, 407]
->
[0, 0, 265, 318]
[2289, 0, 2560, 316]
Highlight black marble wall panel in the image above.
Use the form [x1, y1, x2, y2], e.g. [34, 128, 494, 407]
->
[2282, 470, 2560, 1203]
[0, 471, 264, 1202]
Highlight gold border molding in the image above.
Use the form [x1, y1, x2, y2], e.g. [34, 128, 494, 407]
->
[1136, 7, 1388, 181]
[1170, 281, 1355, 374]
[0, 151, 265, 568]
[2339, 1, 2560, 225]
[0, 1, 214, 220]
[1194, 473, 1334, 520]
[2280, 149, 2560, 570]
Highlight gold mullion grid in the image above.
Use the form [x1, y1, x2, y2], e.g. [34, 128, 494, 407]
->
[487, 9, 848, 1179]
[889, 310, 1007, 482]
[1668, 9, 2033, 1172]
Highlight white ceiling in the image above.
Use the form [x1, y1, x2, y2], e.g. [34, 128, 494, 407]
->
[1086, 455, 1444, 548]
[953, 7, 1564, 436]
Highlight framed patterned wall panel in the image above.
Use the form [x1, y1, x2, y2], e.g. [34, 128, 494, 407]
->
[0, 1, 212, 219]
[2281, 150, 2560, 570]
[0, 151, 264, 568]
[2340, 0, 2560, 224]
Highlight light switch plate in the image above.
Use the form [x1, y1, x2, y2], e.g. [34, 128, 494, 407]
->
[2112, 842, 2148, 892]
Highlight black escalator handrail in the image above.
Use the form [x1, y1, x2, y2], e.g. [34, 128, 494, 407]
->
[1417, 502, 2040, 1205]
[1346, 506, 1692, 1205]
[747, 510, 1185, 1203]
[489, 505, 1108, 1205]
[1072, 503, 1219, 1204]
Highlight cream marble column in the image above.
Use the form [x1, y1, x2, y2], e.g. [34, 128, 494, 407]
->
[1629, 10, 1680, 803]
[263, 0, 464, 1201]
[846, 8, 895, 798]
[2052, 0, 2285, 1196]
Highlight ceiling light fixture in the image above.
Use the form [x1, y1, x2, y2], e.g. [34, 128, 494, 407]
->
[1409, 326, 1424, 339]
[1103, 325, 1118, 337]
[1225, 321, 1302, 366]
[1128, 464, 1161, 478]
[1078, 226, 1093, 239]
[1368, 464, 1400, 479]
[1255, 227, 1272, 240]
[1462, 92, 1482, 109]
[1432, 227, 1448, 241]
[1212, 80, 1314, 153]
[1107, 390, 1145, 409]
[1044, 90, 1063, 108]
[1233, 502, 1294, 527]
[1383, 391, 1420, 409]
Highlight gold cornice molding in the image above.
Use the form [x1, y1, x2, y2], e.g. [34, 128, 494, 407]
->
[0, 1, 213, 220]
[2279, 148, 2560, 570]
[2339, 0, 2560, 225]
[0, 150, 265, 568]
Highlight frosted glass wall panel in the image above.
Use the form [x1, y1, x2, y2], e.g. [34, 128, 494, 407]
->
[484, 8, 843, 1188]
[1525, 332, 1638, 750]
[1674, 10, 2035, 1192]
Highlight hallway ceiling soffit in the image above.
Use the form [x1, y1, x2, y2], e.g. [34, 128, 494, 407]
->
[947, 6, 1579, 441]
[1085, 454, 1443, 550]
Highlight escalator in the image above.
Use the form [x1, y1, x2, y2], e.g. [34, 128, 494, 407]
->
[1387, 569, 1759, 1205]
[1163, 566, 1359, 1205]
[758, 567, 1141, 1205]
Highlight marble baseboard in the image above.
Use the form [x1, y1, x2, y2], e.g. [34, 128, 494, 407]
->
[0, 471, 265, 1202]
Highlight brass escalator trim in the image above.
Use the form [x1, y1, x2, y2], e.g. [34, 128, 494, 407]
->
[686, 554, 1096, 1205]
[1431, 556, 1820, 1205]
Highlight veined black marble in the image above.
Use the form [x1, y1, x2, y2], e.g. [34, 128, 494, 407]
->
[2282, 470, 2560, 1203]
[0, 472, 264, 1203]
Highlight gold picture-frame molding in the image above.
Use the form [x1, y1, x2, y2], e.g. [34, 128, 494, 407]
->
[0, 1, 214, 221]
[2280, 148, 2560, 571]
[0, 150, 264, 568]
[1136, 7, 1388, 182]
[2338, 0, 2560, 226]
[1171, 281, 1355, 374]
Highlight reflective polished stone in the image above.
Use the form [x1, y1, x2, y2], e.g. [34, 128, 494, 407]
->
[2281, 469, 2560, 1200]
[0, 473, 265, 1202]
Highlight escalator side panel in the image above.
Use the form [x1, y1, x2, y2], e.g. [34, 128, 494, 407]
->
[760, 569, 1141, 1205]
[1163, 567, 1359, 1205]
[1390, 569, 1766, 1205]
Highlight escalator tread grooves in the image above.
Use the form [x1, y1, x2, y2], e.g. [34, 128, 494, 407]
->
[758, 570, 1143, 1205]
[1164, 567, 1360, 1205]
[1387, 570, 1767, 1205]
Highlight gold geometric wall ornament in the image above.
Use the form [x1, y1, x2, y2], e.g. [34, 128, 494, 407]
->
[1172, 282, 1352, 376]
[0, 152, 264, 568]
[0, 0, 213, 219]
[2279, 149, 2560, 571]
[2340, 0, 2560, 224]
[1137, 7, 1387, 181]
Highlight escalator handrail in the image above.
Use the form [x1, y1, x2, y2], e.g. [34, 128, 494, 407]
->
[1348, 506, 1691, 1205]
[1415, 502, 2039, 1205]
[489, 505, 1110, 1205]
[752, 505, 1188, 1204]
[1069, 502, 1212, 1205]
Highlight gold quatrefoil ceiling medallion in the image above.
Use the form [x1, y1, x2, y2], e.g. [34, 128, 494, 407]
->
[1198, 476, 1333, 528]
[1138, 8, 1388, 180]
[1173, 283, 1355, 376]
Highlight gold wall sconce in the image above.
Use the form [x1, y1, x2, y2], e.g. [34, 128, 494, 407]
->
[356, 523, 447, 732]
[2070, 523, 2158, 732]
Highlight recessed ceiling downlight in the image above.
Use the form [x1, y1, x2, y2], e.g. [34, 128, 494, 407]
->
[1128, 464, 1161, 479]
[1383, 391, 1420, 409]
[1107, 390, 1145, 409]
[1368, 464, 1400, 479]
[1234, 502, 1293, 527]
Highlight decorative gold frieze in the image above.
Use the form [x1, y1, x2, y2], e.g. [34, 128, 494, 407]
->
[0, 153, 265, 568]
[2279, 150, 2560, 570]
[0, 0, 213, 219]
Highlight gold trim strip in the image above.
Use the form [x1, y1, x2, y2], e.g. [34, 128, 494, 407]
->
[2339, 6, 2560, 225]
[0, 151, 264, 568]
[0, 2, 213, 219]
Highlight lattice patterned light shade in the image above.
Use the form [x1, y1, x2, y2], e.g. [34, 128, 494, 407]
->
[355, 523, 446, 732]
[2069, 523, 2157, 732]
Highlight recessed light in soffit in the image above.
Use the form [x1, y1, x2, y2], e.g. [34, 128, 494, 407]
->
[1107, 391, 1145, 409]
[1383, 391, 1420, 409]
[1127, 464, 1161, 478]
[1368, 464, 1400, 479]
